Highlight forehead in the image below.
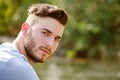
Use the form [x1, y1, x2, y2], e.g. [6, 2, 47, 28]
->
[29, 15, 64, 36]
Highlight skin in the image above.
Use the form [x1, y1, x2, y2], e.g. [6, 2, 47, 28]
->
[12, 14, 64, 64]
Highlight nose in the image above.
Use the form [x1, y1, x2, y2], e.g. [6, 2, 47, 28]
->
[46, 37, 54, 48]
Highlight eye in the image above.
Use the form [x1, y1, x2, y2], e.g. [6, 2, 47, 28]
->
[55, 37, 61, 42]
[42, 31, 50, 36]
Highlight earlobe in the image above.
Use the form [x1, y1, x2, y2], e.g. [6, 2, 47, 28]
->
[21, 23, 29, 36]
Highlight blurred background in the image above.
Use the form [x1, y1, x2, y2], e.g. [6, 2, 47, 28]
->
[0, 0, 120, 80]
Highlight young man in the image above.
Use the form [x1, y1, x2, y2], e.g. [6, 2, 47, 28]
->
[0, 3, 68, 80]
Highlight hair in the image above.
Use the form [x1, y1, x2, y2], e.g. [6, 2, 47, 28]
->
[28, 3, 68, 25]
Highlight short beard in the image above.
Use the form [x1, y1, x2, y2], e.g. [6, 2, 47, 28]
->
[23, 29, 44, 63]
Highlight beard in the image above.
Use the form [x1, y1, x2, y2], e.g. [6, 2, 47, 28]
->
[23, 29, 45, 63]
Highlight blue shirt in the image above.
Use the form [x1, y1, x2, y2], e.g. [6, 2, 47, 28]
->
[0, 42, 39, 80]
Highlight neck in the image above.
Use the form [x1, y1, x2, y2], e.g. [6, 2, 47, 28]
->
[12, 32, 35, 65]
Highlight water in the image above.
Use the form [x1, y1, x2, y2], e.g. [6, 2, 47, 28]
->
[33, 57, 120, 80]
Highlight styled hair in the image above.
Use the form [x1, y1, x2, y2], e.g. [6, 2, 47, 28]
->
[28, 3, 68, 25]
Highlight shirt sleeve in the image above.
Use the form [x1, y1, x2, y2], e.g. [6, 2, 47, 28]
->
[0, 57, 40, 80]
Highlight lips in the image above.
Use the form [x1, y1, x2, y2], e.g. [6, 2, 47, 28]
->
[40, 48, 50, 55]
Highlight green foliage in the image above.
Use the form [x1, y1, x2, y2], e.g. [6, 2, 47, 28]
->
[0, 0, 120, 59]
[61, 0, 120, 59]
[0, 0, 23, 35]
[66, 50, 75, 59]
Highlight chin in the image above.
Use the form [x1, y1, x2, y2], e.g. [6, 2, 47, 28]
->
[36, 58, 47, 63]
[35, 56, 49, 63]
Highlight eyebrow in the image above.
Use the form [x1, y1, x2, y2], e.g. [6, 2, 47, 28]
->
[42, 28, 62, 39]
[42, 28, 52, 34]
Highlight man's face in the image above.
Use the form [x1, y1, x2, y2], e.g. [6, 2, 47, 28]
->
[24, 16, 64, 63]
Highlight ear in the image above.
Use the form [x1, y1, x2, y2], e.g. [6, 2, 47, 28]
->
[21, 23, 29, 36]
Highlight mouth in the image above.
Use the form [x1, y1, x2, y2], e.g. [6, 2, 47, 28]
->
[40, 48, 50, 55]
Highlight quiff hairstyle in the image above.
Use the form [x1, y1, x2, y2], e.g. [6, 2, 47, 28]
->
[28, 3, 68, 25]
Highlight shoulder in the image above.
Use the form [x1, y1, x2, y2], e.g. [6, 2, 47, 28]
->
[0, 57, 39, 80]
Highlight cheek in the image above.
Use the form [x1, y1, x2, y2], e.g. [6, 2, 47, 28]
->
[52, 43, 59, 53]
[37, 38, 45, 46]
[32, 33, 45, 46]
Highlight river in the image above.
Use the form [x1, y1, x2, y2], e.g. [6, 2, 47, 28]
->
[33, 57, 120, 80]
